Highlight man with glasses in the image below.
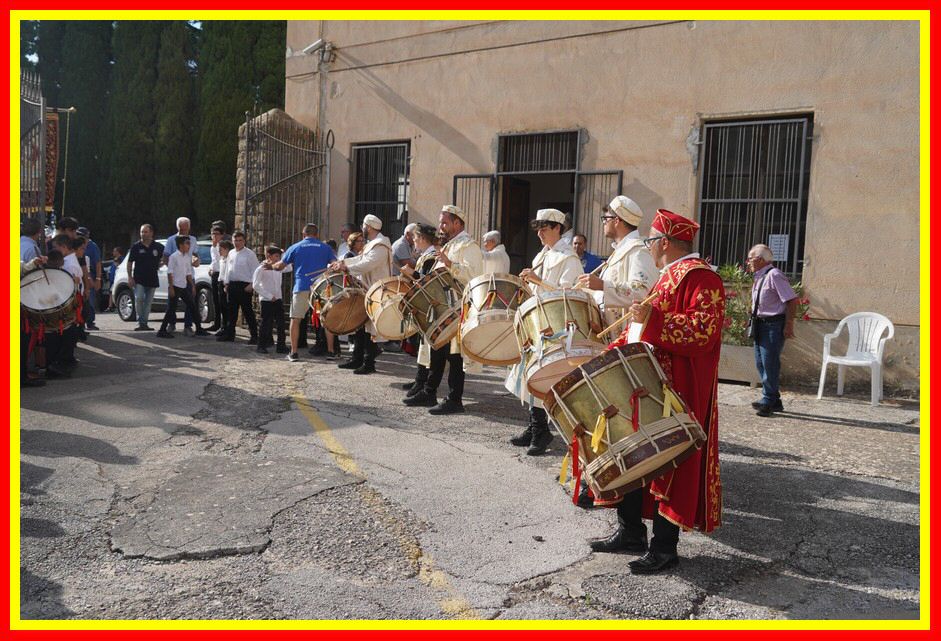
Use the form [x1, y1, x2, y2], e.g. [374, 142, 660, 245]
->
[746, 244, 798, 417]
[575, 195, 657, 507]
[593, 209, 725, 576]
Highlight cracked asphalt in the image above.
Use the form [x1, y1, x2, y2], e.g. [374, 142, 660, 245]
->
[19, 314, 921, 620]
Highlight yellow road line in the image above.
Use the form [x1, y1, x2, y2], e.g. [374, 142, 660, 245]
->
[292, 394, 481, 620]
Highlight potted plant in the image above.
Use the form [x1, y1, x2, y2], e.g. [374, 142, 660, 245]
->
[716, 264, 810, 386]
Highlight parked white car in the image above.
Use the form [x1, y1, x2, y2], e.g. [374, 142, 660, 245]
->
[111, 239, 216, 324]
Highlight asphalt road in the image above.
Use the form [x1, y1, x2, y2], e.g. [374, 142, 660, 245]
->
[19, 313, 921, 621]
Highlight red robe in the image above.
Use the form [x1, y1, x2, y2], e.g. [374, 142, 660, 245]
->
[609, 257, 724, 533]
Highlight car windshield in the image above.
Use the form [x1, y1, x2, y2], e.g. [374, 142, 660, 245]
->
[196, 244, 212, 265]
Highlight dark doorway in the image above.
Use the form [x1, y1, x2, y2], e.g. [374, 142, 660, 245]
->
[497, 173, 575, 273]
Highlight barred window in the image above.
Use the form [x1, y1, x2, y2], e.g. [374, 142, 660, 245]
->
[351, 142, 409, 237]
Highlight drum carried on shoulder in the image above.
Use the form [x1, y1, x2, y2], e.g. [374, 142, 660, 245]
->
[310, 272, 368, 335]
[21, 268, 79, 331]
[514, 288, 606, 400]
[400, 267, 464, 349]
[461, 273, 530, 366]
[366, 276, 417, 341]
[545, 342, 707, 505]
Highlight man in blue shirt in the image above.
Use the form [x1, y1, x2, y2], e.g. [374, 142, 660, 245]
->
[20, 218, 43, 263]
[572, 233, 603, 274]
[274, 223, 336, 362]
[77, 227, 102, 330]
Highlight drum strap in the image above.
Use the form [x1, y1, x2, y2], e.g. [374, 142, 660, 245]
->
[558, 431, 582, 506]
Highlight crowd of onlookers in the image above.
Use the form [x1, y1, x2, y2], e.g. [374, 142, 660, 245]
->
[20, 213, 607, 386]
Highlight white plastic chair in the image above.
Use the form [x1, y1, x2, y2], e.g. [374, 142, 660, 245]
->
[817, 312, 894, 406]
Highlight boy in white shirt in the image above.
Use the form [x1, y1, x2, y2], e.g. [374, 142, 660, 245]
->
[157, 237, 209, 339]
[252, 246, 292, 354]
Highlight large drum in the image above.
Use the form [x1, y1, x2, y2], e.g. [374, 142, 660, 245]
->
[400, 267, 463, 349]
[545, 343, 707, 505]
[310, 272, 368, 335]
[514, 289, 606, 400]
[460, 273, 530, 366]
[366, 276, 417, 341]
[21, 268, 78, 330]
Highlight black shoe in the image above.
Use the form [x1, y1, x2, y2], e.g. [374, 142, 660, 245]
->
[399, 382, 415, 391]
[86, 323, 99, 331]
[338, 359, 364, 370]
[287, 352, 299, 362]
[256, 346, 269, 354]
[134, 325, 152, 331]
[44, 365, 71, 379]
[276, 345, 290, 354]
[214, 329, 226, 337]
[629, 550, 679, 574]
[405, 384, 424, 398]
[247, 336, 258, 346]
[216, 335, 234, 342]
[576, 486, 595, 509]
[157, 330, 174, 339]
[756, 405, 774, 417]
[429, 399, 465, 415]
[194, 329, 210, 336]
[353, 363, 376, 375]
[526, 428, 553, 456]
[510, 425, 533, 447]
[22, 377, 46, 387]
[60, 356, 79, 366]
[752, 399, 784, 411]
[325, 352, 339, 361]
[589, 527, 647, 553]
[404, 391, 437, 407]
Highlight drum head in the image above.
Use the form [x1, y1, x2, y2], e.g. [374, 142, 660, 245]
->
[21, 268, 76, 312]
[321, 291, 368, 334]
[461, 314, 520, 366]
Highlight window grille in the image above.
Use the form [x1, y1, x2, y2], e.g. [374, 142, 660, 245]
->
[352, 142, 410, 238]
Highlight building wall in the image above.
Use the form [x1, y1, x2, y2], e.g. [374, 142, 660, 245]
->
[284, 20, 921, 393]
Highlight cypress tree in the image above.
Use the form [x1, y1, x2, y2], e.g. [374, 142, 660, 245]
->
[152, 21, 197, 235]
[36, 20, 64, 107]
[56, 21, 112, 235]
[108, 21, 162, 239]
[20, 20, 39, 70]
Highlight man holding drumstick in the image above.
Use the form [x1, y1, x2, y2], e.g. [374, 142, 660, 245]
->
[592, 209, 725, 575]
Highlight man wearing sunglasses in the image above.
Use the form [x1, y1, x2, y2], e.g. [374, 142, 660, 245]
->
[594, 209, 725, 576]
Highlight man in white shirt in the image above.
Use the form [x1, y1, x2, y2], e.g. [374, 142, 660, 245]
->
[218, 230, 260, 343]
[481, 230, 511, 274]
[163, 216, 200, 333]
[252, 246, 292, 354]
[157, 237, 209, 338]
[207, 224, 226, 332]
[336, 223, 356, 259]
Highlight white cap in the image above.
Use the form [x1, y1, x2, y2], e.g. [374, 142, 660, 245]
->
[363, 214, 382, 231]
[441, 204, 465, 222]
[607, 195, 643, 227]
[533, 208, 566, 225]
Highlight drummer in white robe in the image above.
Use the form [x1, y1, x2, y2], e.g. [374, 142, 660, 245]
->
[508, 208, 584, 456]
[330, 214, 392, 375]
[403, 205, 484, 415]
[577, 195, 658, 344]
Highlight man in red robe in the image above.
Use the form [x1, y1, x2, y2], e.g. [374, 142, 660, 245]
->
[590, 209, 724, 575]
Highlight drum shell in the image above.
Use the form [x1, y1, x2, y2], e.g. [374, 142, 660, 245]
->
[401, 268, 463, 349]
[514, 289, 605, 399]
[311, 273, 368, 335]
[460, 273, 530, 366]
[21, 268, 78, 330]
[365, 277, 417, 340]
[544, 343, 707, 499]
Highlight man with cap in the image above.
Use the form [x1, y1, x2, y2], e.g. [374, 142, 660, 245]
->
[330, 214, 393, 375]
[481, 230, 510, 274]
[593, 209, 725, 575]
[404, 204, 483, 415]
[508, 209, 584, 455]
[574, 195, 658, 506]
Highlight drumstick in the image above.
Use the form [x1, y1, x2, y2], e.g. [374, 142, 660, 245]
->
[522, 272, 560, 291]
[573, 261, 606, 291]
[40, 266, 50, 285]
[305, 266, 330, 277]
[595, 291, 659, 339]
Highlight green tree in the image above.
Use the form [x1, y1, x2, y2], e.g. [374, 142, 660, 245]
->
[194, 20, 285, 228]
[56, 21, 112, 235]
[20, 20, 39, 70]
[152, 21, 198, 235]
[36, 20, 64, 107]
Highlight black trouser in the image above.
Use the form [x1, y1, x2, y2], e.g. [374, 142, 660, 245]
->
[259, 300, 286, 348]
[424, 344, 464, 402]
[44, 325, 80, 365]
[530, 406, 548, 428]
[210, 271, 226, 329]
[350, 326, 378, 366]
[160, 286, 203, 333]
[225, 281, 258, 339]
[616, 488, 680, 555]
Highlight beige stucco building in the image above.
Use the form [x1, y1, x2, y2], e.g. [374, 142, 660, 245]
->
[282, 20, 921, 394]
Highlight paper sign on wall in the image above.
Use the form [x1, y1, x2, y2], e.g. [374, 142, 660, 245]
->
[768, 234, 789, 261]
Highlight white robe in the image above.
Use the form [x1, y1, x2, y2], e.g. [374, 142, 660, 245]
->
[342, 232, 392, 336]
[590, 231, 658, 337]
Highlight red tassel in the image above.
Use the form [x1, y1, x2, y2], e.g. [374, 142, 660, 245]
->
[571, 432, 582, 505]
[629, 388, 648, 433]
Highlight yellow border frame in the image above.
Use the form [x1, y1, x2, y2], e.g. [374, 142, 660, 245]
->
[8, 9, 931, 632]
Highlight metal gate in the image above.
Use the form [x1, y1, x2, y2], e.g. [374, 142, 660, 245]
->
[452, 174, 494, 242]
[574, 170, 623, 257]
[242, 106, 332, 255]
[697, 116, 813, 276]
[20, 70, 45, 223]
